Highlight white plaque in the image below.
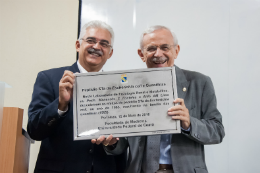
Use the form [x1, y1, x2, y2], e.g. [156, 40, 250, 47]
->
[73, 67, 180, 140]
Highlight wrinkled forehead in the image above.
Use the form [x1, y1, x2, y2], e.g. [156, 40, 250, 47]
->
[143, 29, 174, 46]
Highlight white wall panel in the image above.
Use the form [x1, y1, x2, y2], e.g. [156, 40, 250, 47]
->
[81, 0, 260, 172]
[229, 0, 260, 172]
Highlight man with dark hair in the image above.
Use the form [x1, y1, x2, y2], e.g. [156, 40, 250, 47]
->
[28, 20, 126, 173]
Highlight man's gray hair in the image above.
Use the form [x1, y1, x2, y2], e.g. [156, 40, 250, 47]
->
[140, 25, 178, 50]
[78, 20, 114, 46]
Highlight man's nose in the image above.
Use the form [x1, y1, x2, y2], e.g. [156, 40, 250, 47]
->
[93, 42, 102, 50]
[154, 47, 164, 57]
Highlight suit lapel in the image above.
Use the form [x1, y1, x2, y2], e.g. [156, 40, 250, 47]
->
[69, 62, 80, 73]
[175, 65, 190, 100]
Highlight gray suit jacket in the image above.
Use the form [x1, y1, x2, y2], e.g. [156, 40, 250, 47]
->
[105, 66, 225, 173]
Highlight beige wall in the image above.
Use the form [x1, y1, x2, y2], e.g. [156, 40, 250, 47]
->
[0, 0, 79, 172]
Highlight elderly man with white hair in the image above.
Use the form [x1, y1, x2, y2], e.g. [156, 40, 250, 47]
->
[27, 20, 126, 173]
[101, 25, 225, 173]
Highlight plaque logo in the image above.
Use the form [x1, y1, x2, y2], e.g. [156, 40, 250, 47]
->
[121, 74, 128, 84]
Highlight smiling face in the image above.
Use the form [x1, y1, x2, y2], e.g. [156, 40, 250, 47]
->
[76, 27, 113, 72]
[138, 28, 180, 68]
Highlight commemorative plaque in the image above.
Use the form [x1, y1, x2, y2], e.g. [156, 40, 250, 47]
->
[73, 67, 180, 140]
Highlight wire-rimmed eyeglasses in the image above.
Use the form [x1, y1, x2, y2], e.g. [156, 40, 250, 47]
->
[144, 44, 176, 53]
[80, 38, 112, 49]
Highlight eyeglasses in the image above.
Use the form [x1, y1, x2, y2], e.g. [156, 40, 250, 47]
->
[80, 38, 112, 49]
[144, 44, 175, 53]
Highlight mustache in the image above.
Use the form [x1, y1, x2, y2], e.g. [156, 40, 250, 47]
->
[151, 56, 168, 63]
[87, 48, 103, 56]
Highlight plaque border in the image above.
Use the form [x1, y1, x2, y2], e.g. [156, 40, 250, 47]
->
[73, 66, 181, 140]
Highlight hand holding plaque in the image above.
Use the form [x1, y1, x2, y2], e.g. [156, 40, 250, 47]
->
[91, 134, 119, 146]
[169, 98, 191, 130]
[58, 70, 75, 111]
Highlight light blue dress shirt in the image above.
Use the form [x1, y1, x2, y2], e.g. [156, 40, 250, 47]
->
[159, 127, 190, 164]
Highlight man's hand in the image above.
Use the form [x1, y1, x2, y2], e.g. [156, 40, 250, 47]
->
[91, 134, 119, 146]
[58, 70, 75, 111]
[168, 98, 190, 130]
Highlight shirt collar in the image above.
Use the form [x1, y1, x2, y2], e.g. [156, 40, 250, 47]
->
[77, 60, 103, 73]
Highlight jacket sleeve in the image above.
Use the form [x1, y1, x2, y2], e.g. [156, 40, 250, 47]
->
[182, 76, 225, 144]
[27, 71, 68, 140]
[104, 137, 129, 155]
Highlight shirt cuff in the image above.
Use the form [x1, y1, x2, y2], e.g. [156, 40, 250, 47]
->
[57, 106, 68, 117]
[181, 127, 190, 132]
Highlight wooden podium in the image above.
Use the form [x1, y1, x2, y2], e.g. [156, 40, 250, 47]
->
[0, 107, 34, 173]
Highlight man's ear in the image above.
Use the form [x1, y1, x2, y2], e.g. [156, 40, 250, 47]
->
[108, 48, 113, 59]
[138, 49, 146, 62]
[75, 40, 80, 52]
[174, 45, 180, 59]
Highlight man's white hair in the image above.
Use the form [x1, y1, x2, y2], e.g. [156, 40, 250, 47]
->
[78, 20, 114, 46]
[140, 25, 178, 50]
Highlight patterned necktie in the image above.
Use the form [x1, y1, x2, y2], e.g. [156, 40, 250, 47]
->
[142, 135, 161, 173]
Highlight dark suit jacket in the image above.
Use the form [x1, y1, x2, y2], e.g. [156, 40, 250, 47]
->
[105, 65, 225, 173]
[28, 62, 126, 173]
